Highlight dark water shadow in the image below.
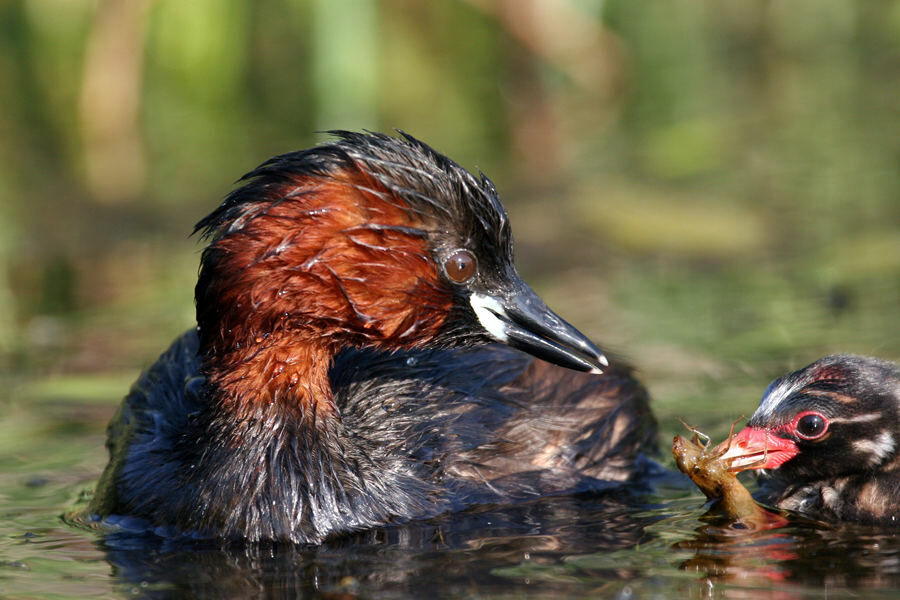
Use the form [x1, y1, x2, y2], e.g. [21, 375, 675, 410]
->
[93, 493, 661, 599]
[673, 506, 900, 595]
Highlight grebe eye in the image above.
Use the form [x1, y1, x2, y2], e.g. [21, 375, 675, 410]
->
[444, 249, 477, 284]
[795, 412, 828, 440]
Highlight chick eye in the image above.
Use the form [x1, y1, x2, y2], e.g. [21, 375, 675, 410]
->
[444, 249, 477, 284]
[794, 412, 828, 440]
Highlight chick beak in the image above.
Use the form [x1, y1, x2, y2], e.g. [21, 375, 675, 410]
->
[715, 426, 800, 471]
[469, 283, 609, 374]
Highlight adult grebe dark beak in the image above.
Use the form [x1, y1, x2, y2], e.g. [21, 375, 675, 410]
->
[470, 280, 608, 375]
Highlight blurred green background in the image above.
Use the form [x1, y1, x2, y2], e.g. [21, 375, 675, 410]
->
[2, 0, 899, 439]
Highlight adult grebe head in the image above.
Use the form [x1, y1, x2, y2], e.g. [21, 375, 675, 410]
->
[192, 131, 606, 417]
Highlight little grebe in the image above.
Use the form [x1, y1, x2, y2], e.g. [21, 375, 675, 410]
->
[90, 131, 656, 543]
[719, 355, 900, 525]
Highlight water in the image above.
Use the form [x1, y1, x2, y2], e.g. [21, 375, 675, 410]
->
[4, 381, 900, 599]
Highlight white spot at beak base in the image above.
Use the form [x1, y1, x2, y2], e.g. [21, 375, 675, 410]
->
[469, 293, 508, 342]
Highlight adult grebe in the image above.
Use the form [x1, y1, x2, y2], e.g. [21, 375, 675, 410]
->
[90, 131, 656, 543]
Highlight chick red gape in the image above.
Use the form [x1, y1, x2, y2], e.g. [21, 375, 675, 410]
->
[90, 131, 657, 543]
[719, 425, 800, 471]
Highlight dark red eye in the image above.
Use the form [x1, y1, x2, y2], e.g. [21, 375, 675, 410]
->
[444, 249, 477, 284]
[793, 411, 828, 440]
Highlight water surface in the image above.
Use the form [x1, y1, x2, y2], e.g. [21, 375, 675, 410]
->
[4, 378, 900, 599]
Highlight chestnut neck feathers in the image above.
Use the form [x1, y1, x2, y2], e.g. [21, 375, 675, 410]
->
[192, 132, 513, 416]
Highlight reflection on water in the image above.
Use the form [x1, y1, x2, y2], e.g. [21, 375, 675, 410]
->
[90, 495, 655, 598]
[5, 441, 900, 600]
[674, 516, 900, 596]
[1, 389, 900, 598]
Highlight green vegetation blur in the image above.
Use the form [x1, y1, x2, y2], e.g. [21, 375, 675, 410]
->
[2, 0, 898, 433]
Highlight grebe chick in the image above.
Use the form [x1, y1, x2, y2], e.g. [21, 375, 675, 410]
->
[90, 131, 656, 543]
[719, 355, 900, 525]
